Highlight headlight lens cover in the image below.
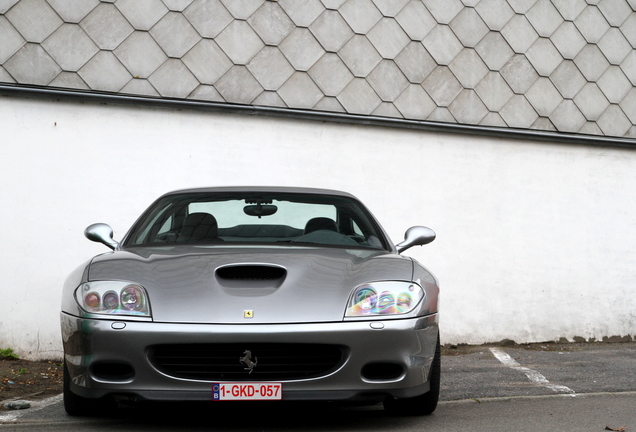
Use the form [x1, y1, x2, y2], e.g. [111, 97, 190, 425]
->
[345, 281, 424, 318]
[75, 281, 151, 317]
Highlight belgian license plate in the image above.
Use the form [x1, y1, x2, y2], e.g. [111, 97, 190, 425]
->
[212, 382, 283, 401]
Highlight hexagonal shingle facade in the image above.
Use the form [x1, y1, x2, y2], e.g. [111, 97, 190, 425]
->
[1, 0, 635, 139]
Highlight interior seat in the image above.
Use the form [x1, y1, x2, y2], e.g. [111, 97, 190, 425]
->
[304, 217, 338, 234]
[176, 213, 219, 243]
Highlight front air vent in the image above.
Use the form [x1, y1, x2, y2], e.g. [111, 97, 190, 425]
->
[361, 362, 405, 381]
[216, 265, 286, 281]
[90, 362, 135, 382]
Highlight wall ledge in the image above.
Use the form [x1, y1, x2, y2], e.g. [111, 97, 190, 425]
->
[2, 83, 635, 150]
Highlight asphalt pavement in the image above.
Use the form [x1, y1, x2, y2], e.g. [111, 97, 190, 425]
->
[2, 342, 635, 431]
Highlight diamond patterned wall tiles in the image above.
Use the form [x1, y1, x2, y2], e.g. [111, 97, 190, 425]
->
[278, 0, 324, 27]
[116, 31, 166, 79]
[597, 104, 632, 136]
[80, 3, 132, 50]
[367, 18, 409, 59]
[372, 0, 410, 17]
[598, 0, 632, 26]
[163, 0, 194, 12]
[574, 6, 610, 43]
[184, 0, 233, 38]
[423, 0, 463, 24]
[422, 25, 463, 65]
[42, 24, 99, 71]
[475, 0, 515, 31]
[551, 0, 586, 21]
[526, 77, 562, 116]
[395, 1, 436, 40]
[448, 89, 488, 123]
[46, 0, 99, 23]
[598, 27, 632, 64]
[183, 39, 231, 84]
[507, 0, 537, 14]
[393, 83, 436, 119]
[4, 43, 60, 84]
[367, 60, 409, 101]
[308, 53, 353, 95]
[220, 0, 263, 20]
[247, 46, 294, 91]
[574, 83, 610, 121]
[574, 45, 610, 81]
[623, 51, 636, 85]
[278, 71, 323, 108]
[450, 8, 489, 48]
[0, 66, 15, 83]
[149, 58, 200, 98]
[501, 15, 538, 53]
[623, 89, 636, 123]
[339, 0, 382, 33]
[597, 66, 632, 103]
[500, 94, 538, 128]
[551, 60, 586, 99]
[309, 10, 353, 52]
[526, 0, 562, 37]
[278, 28, 324, 71]
[115, 0, 167, 31]
[394, 41, 437, 82]
[50, 71, 88, 89]
[499, 54, 538, 93]
[475, 32, 514, 70]
[79, 50, 130, 91]
[551, 22, 586, 60]
[5, 0, 61, 43]
[254, 90, 289, 108]
[0, 15, 24, 63]
[149, 12, 199, 58]
[423, 66, 462, 106]
[337, 77, 381, 114]
[623, 14, 636, 47]
[0, 0, 19, 14]
[0, 0, 635, 139]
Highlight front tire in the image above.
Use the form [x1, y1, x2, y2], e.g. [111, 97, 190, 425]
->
[383, 334, 440, 416]
[63, 363, 104, 416]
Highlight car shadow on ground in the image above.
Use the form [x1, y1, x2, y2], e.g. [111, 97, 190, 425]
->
[96, 400, 421, 431]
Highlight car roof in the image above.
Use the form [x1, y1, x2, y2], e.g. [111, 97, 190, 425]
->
[159, 186, 359, 199]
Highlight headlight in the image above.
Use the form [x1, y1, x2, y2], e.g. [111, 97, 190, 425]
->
[345, 281, 424, 318]
[75, 281, 151, 318]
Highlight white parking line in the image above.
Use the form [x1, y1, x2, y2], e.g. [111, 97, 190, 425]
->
[0, 394, 63, 423]
[489, 347, 575, 395]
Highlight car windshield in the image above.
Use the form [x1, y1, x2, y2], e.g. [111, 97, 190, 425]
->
[124, 192, 389, 250]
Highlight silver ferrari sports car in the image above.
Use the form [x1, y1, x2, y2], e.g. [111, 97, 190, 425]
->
[61, 187, 440, 416]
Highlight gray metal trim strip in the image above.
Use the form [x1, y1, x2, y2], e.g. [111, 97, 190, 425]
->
[1, 84, 634, 149]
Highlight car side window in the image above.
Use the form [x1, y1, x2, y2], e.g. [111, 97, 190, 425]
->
[352, 220, 364, 237]
[157, 216, 172, 236]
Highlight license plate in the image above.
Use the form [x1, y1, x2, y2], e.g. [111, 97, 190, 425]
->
[212, 382, 282, 401]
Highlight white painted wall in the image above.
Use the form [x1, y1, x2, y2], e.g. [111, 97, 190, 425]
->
[2, 95, 635, 360]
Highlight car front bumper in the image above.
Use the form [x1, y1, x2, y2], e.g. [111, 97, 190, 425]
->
[61, 312, 439, 402]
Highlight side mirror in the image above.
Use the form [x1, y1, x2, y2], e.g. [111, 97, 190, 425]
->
[85, 223, 119, 250]
[396, 226, 436, 253]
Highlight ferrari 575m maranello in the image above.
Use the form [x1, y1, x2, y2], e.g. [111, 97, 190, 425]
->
[61, 187, 440, 416]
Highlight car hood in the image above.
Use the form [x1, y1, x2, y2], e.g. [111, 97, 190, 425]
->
[87, 246, 414, 324]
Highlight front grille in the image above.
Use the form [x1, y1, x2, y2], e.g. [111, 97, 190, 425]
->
[150, 343, 345, 381]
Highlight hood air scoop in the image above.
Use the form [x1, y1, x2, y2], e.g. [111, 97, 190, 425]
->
[216, 265, 286, 280]
[215, 265, 286, 296]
